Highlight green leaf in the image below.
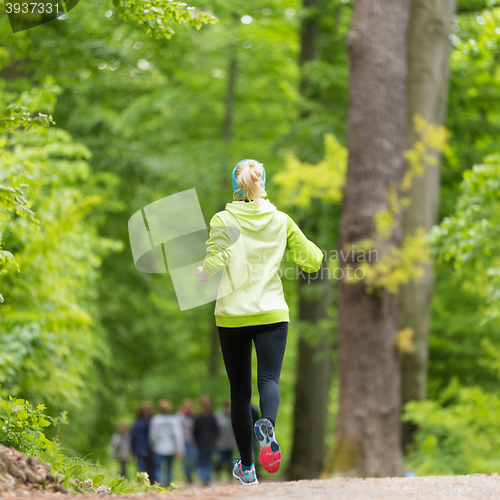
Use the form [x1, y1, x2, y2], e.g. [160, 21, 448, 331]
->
[109, 477, 125, 489]
[92, 474, 105, 485]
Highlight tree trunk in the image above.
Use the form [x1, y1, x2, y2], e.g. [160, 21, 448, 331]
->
[298, 0, 320, 100]
[288, 261, 332, 479]
[286, 0, 333, 480]
[223, 55, 237, 143]
[400, 0, 456, 449]
[209, 42, 239, 378]
[331, 0, 411, 477]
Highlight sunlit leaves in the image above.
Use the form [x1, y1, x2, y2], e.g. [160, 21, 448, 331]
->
[273, 133, 347, 208]
[357, 227, 431, 294]
[348, 116, 449, 293]
[0, 105, 54, 134]
[114, 0, 218, 40]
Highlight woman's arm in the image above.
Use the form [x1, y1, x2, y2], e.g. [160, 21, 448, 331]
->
[200, 215, 233, 278]
[286, 215, 324, 273]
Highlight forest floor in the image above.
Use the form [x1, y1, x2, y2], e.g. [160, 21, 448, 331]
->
[3, 474, 500, 499]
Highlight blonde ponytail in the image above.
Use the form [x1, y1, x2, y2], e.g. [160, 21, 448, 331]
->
[234, 160, 267, 202]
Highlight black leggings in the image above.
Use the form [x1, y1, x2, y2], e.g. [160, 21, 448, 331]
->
[218, 322, 288, 466]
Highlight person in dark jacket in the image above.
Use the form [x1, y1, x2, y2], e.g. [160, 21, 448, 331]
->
[193, 395, 219, 487]
[131, 401, 156, 484]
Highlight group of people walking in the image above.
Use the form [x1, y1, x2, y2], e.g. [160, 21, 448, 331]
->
[109, 396, 239, 487]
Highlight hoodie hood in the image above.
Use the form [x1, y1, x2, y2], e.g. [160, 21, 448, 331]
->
[225, 199, 277, 232]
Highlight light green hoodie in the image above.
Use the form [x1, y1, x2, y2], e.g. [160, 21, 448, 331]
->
[202, 199, 323, 328]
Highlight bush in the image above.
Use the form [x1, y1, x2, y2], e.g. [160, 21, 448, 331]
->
[0, 395, 55, 456]
[404, 378, 500, 475]
[0, 394, 168, 494]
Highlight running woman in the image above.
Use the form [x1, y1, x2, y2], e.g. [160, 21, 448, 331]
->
[196, 159, 323, 485]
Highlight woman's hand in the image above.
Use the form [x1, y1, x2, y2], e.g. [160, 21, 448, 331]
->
[197, 266, 208, 282]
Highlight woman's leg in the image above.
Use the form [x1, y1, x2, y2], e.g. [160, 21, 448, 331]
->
[218, 326, 254, 466]
[253, 322, 288, 426]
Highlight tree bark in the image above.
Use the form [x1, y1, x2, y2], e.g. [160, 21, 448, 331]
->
[331, 0, 411, 477]
[298, 0, 320, 99]
[288, 261, 332, 479]
[400, 0, 456, 449]
[222, 55, 237, 143]
[286, 0, 333, 480]
[210, 35, 239, 378]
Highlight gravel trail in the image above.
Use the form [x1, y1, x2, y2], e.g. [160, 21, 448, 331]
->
[3, 474, 500, 499]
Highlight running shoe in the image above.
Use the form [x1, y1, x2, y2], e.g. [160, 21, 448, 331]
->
[254, 418, 281, 473]
[232, 458, 259, 485]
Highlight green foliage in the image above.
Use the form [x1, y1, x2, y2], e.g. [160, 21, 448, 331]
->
[443, 4, 500, 216]
[0, 106, 54, 134]
[357, 227, 431, 294]
[0, 395, 54, 455]
[1, 0, 497, 478]
[273, 133, 347, 208]
[345, 116, 448, 293]
[373, 116, 449, 242]
[0, 99, 57, 302]
[0, 80, 122, 449]
[432, 154, 500, 318]
[22, 0, 307, 458]
[427, 260, 500, 398]
[44, 455, 170, 494]
[0, 392, 167, 494]
[115, 0, 218, 39]
[404, 115, 451, 191]
[277, 0, 351, 163]
[405, 377, 500, 475]
[413, 6, 500, 476]
[405, 321, 500, 475]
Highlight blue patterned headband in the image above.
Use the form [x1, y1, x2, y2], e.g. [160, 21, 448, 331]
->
[232, 159, 266, 197]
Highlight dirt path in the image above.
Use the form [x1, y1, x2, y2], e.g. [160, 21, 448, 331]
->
[4, 474, 500, 499]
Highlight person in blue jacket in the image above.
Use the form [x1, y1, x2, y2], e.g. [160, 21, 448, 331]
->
[131, 401, 156, 484]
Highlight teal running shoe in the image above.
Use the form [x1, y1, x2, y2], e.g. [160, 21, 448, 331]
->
[254, 418, 281, 473]
[232, 458, 259, 485]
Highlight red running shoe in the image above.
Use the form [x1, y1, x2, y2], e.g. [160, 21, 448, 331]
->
[254, 418, 281, 473]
